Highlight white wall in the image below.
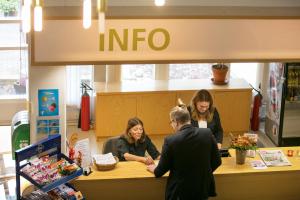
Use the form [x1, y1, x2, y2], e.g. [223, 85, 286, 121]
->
[29, 66, 67, 153]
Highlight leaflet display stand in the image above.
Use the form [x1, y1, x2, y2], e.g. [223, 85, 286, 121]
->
[15, 134, 83, 199]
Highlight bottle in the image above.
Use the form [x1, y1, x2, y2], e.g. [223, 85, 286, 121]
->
[298, 68, 300, 86]
[294, 69, 299, 101]
[287, 69, 292, 88]
[287, 69, 293, 101]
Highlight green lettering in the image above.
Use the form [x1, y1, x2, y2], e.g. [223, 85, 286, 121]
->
[133, 29, 146, 51]
[99, 33, 105, 51]
[148, 28, 170, 51]
[109, 29, 128, 51]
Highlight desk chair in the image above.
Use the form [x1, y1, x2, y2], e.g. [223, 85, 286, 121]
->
[102, 136, 120, 157]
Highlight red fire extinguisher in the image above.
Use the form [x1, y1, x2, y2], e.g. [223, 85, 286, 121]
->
[250, 84, 263, 131]
[79, 82, 92, 131]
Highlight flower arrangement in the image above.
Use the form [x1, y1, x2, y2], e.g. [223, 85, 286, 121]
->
[230, 134, 257, 151]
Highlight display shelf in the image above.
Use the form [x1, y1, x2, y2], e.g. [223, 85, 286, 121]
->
[15, 134, 83, 199]
[65, 183, 85, 200]
[285, 100, 300, 104]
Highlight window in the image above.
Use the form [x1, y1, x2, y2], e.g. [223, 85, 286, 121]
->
[121, 64, 155, 81]
[230, 63, 260, 87]
[66, 65, 93, 107]
[169, 64, 212, 80]
[0, 1, 28, 98]
[0, 0, 19, 19]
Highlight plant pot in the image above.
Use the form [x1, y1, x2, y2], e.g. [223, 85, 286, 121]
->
[8, 10, 17, 16]
[235, 149, 247, 165]
[212, 64, 229, 84]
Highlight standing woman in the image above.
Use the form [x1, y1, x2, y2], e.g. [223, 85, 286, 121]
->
[188, 89, 223, 149]
[117, 117, 160, 165]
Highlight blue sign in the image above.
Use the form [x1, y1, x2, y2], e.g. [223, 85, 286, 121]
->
[38, 89, 59, 116]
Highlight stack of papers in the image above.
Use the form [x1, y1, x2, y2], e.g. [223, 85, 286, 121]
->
[93, 153, 116, 165]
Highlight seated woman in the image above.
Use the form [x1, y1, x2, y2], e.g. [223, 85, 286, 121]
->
[184, 89, 224, 149]
[117, 117, 160, 165]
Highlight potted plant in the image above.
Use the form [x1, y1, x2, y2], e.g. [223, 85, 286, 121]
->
[0, 0, 19, 17]
[230, 134, 257, 164]
[211, 63, 229, 84]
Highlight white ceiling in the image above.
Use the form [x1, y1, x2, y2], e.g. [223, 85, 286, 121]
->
[44, 0, 300, 7]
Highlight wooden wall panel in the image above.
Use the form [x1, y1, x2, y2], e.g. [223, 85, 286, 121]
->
[214, 90, 252, 133]
[96, 94, 137, 136]
[137, 92, 176, 135]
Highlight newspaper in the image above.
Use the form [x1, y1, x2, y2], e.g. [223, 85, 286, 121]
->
[258, 150, 291, 167]
[93, 153, 116, 165]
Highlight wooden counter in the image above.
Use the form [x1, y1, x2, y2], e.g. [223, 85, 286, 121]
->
[94, 79, 252, 138]
[73, 147, 300, 200]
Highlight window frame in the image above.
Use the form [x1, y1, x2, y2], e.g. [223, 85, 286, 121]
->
[0, 17, 28, 99]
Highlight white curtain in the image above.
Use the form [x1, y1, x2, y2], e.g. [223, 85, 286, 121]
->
[66, 65, 93, 124]
[66, 66, 84, 108]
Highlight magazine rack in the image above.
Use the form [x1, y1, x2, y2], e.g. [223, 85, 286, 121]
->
[15, 134, 83, 199]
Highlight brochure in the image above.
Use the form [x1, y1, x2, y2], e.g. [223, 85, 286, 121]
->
[258, 150, 291, 167]
[250, 160, 268, 169]
[74, 138, 91, 168]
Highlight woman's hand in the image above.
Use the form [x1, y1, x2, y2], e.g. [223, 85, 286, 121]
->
[143, 156, 154, 165]
[217, 143, 222, 149]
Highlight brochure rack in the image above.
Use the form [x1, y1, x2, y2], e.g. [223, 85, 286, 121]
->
[15, 134, 83, 199]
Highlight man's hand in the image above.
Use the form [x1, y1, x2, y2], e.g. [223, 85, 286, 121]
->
[144, 156, 154, 165]
[147, 164, 157, 173]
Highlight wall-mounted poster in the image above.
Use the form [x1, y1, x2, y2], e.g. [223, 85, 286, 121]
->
[37, 117, 60, 137]
[38, 89, 59, 116]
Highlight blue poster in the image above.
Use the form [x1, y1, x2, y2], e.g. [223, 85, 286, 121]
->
[38, 89, 59, 116]
[36, 117, 60, 137]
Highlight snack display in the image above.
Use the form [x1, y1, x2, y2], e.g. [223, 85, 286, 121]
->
[48, 184, 83, 200]
[21, 156, 80, 186]
[15, 134, 84, 200]
[22, 184, 83, 200]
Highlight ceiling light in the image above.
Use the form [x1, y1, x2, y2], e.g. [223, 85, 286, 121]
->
[155, 0, 165, 6]
[83, 0, 92, 29]
[34, 0, 43, 32]
[22, 0, 32, 33]
[98, 12, 105, 34]
[97, 0, 107, 34]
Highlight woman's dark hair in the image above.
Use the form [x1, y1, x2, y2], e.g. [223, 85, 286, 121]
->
[190, 89, 215, 122]
[123, 117, 146, 144]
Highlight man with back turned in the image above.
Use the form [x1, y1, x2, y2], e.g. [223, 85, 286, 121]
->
[147, 106, 222, 200]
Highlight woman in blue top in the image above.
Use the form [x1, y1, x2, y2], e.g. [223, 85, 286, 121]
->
[117, 117, 160, 165]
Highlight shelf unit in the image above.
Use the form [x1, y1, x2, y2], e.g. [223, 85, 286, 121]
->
[15, 134, 83, 199]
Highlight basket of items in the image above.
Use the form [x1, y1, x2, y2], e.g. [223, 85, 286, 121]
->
[93, 153, 119, 171]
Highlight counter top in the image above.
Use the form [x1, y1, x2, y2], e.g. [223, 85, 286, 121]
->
[94, 78, 251, 94]
[215, 147, 300, 175]
[76, 147, 300, 182]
